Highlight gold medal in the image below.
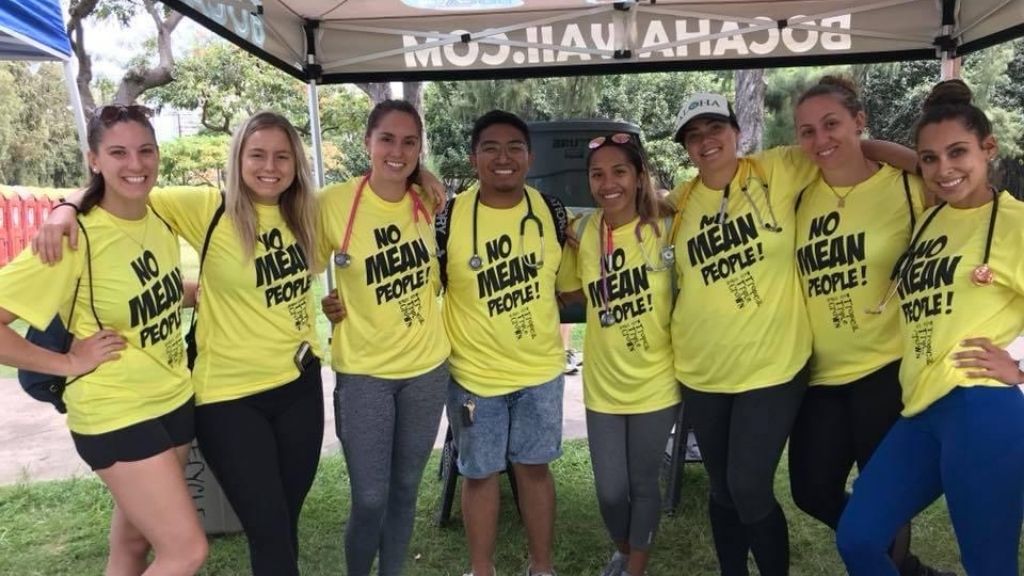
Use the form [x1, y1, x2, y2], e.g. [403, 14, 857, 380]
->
[971, 264, 994, 286]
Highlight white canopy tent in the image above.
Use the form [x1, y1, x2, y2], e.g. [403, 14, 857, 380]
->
[161, 0, 1023, 82]
[160, 0, 1024, 187]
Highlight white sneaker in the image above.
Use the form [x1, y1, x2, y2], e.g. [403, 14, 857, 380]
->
[599, 551, 628, 576]
[526, 567, 557, 576]
[464, 568, 497, 576]
[564, 349, 580, 375]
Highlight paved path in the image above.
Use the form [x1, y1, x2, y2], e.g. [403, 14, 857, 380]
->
[0, 368, 587, 486]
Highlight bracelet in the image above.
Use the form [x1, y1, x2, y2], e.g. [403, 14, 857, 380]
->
[54, 201, 81, 214]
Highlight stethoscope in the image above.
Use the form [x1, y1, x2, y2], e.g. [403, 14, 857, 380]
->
[597, 216, 674, 327]
[334, 173, 434, 268]
[716, 173, 783, 233]
[867, 187, 1000, 314]
[468, 190, 545, 271]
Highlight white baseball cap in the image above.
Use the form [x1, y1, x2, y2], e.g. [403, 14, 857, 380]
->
[673, 92, 739, 143]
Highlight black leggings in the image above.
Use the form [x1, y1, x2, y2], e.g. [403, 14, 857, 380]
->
[789, 360, 928, 573]
[788, 361, 903, 529]
[684, 366, 808, 576]
[195, 360, 324, 576]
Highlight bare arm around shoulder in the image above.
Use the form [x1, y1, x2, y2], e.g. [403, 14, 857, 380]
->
[31, 188, 86, 264]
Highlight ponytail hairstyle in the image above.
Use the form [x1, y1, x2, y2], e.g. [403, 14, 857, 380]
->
[365, 99, 423, 190]
[225, 111, 319, 269]
[81, 105, 158, 214]
[914, 79, 993, 145]
[587, 133, 674, 223]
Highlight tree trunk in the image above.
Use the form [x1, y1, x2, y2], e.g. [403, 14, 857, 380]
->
[356, 83, 392, 104]
[403, 81, 423, 112]
[734, 69, 765, 155]
[67, 0, 182, 112]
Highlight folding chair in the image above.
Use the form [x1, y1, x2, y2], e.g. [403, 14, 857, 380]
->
[662, 399, 703, 515]
[436, 420, 520, 527]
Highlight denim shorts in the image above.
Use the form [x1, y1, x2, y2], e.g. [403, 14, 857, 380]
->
[446, 375, 564, 479]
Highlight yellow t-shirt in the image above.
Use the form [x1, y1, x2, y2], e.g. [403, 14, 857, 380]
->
[442, 187, 565, 396]
[560, 212, 680, 413]
[150, 187, 322, 405]
[0, 207, 191, 434]
[796, 165, 926, 385]
[317, 177, 449, 378]
[897, 191, 1024, 416]
[671, 146, 818, 393]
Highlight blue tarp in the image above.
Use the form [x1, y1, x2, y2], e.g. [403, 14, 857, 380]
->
[0, 0, 71, 61]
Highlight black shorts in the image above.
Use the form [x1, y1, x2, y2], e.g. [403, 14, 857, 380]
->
[71, 397, 196, 471]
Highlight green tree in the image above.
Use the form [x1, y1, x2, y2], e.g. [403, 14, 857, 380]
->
[158, 133, 230, 187]
[596, 72, 722, 188]
[0, 63, 83, 186]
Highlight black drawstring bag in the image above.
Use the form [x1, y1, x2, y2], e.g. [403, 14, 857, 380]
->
[18, 220, 101, 413]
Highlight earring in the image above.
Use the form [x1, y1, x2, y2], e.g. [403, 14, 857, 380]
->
[91, 167, 99, 174]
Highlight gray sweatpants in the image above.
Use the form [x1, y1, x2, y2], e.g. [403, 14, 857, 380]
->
[586, 403, 679, 550]
[334, 362, 448, 576]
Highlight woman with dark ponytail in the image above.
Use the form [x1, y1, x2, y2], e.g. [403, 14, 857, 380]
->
[788, 75, 950, 576]
[316, 99, 450, 576]
[0, 106, 207, 574]
[836, 80, 1024, 576]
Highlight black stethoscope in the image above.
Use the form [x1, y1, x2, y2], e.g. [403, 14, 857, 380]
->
[334, 173, 433, 268]
[867, 188, 1000, 314]
[468, 189, 545, 270]
[597, 216, 674, 327]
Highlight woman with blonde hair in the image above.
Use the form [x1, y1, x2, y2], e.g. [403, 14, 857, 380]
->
[36, 110, 324, 576]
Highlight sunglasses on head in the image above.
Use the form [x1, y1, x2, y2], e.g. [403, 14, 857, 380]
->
[588, 132, 634, 150]
[93, 104, 154, 124]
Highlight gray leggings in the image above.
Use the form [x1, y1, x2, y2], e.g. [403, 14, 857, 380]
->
[334, 362, 448, 576]
[586, 404, 679, 550]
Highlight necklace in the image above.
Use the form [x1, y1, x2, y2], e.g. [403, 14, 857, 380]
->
[106, 208, 150, 250]
[823, 181, 854, 208]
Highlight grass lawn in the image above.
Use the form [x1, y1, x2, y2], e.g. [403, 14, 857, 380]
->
[0, 440, 985, 576]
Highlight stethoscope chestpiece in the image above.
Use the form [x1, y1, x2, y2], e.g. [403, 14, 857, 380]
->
[599, 310, 615, 327]
[468, 254, 483, 270]
[661, 245, 676, 265]
[334, 252, 352, 268]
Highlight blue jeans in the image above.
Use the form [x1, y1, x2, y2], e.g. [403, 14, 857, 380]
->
[447, 375, 564, 479]
[837, 386, 1024, 576]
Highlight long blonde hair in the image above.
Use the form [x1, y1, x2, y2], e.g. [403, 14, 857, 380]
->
[225, 111, 318, 269]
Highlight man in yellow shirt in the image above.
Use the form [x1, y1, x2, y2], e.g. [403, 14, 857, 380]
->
[440, 111, 569, 576]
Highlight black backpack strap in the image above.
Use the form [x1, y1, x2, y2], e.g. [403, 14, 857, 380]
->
[77, 218, 102, 330]
[539, 192, 569, 248]
[434, 195, 457, 289]
[188, 194, 225, 335]
[794, 183, 811, 212]
[197, 193, 226, 279]
[66, 217, 101, 387]
[902, 170, 916, 233]
[149, 206, 173, 233]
